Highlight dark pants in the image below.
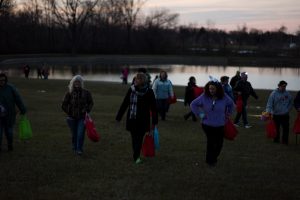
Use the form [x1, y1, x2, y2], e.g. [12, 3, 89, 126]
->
[273, 114, 289, 144]
[156, 99, 169, 120]
[130, 130, 146, 161]
[234, 100, 248, 125]
[0, 118, 14, 151]
[202, 124, 224, 165]
[184, 111, 197, 121]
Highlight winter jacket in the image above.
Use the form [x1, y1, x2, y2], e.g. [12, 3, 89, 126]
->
[234, 80, 258, 103]
[116, 86, 158, 132]
[152, 78, 174, 99]
[0, 83, 26, 126]
[62, 89, 93, 119]
[266, 88, 293, 115]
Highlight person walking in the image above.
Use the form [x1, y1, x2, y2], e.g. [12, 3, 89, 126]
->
[62, 75, 93, 155]
[266, 81, 293, 144]
[294, 90, 300, 112]
[190, 80, 234, 167]
[23, 64, 30, 79]
[0, 73, 27, 152]
[116, 73, 158, 164]
[121, 66, 129, 85]
[229, 70, 241, 89]
[184, 76, 203, 121]
[152, 70, 174, 121]
[233, 72, 258, 128]
[220, 76, 234, 101]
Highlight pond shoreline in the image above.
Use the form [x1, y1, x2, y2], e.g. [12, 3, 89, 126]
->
[1, 54, 300, 67]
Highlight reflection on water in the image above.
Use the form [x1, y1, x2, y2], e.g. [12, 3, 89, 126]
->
[1, 64, 300, 91]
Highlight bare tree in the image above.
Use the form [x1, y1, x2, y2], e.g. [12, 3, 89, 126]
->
[49, 0, 99, 54]
[145, 8, 179, 29]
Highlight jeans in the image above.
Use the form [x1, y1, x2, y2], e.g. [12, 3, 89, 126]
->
[0, 119, 14, 150]
[273, 114, 290, 144]
[66, 117, 85, 152]
[156, 99, 169, 120]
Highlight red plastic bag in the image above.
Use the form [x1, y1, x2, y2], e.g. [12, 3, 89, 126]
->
[293, 113, 300, 134]
[266, 119, 277, 138]
[168, 93, 177, 104]
[142, 134, 155, 157]
[224, 119, 238, 140]
[193, 86, 204, 98]
[236, 95, 243, 113]
[84, 114, 100, 142]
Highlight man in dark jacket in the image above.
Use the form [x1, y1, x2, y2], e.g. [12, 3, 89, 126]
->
[233, 72, 258, 128]
[0, 73, 27, 152]
[230, 71, 241, 89]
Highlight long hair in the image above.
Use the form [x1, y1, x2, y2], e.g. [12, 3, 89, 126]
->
[68, 75, 84, 93]
[204, 81, 224, 99]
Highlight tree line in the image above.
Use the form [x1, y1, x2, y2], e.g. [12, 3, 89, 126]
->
[0, 0, 300, 57]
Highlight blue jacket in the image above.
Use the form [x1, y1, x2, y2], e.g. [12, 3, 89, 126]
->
[152, 78, 174, 99]
[266, 88, 293, 115]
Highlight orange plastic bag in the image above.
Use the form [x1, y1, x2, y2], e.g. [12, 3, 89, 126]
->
[266, 120, 277, 138]
[236, 95, 243, 113]
[168, 93, 177, 104]
[224, 119, 238, 140]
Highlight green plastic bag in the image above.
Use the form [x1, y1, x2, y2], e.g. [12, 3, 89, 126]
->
[19, 115, 32, 140]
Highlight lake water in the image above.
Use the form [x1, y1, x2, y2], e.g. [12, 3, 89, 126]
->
[1, 64, 300, 91]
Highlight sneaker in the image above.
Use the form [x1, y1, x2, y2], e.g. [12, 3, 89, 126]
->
[135, 157, 142, 164]
[234, 123, 240, 127]
[76, 151, 83, 155]
[244, 125, 252, 129]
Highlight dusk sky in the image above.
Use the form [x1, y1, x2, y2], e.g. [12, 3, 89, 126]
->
[143, 0, 300, 33]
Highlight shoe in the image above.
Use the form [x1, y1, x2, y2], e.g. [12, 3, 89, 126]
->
[135, 157, 142, 164]
[76, 151, 83, 155]
[234, 123, 240, 127]
[244, 125, 252, 128]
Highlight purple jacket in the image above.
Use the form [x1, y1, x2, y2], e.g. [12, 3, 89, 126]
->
[190, 94, 234, 127]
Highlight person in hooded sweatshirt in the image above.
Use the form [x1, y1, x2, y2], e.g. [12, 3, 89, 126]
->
[266, 80, 293, 145]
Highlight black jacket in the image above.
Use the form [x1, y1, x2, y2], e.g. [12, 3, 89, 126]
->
[116, 86, 158, 132]
[234, 80, 258, 102]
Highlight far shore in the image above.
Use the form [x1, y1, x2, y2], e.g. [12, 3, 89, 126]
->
[1, 54, 300, 67]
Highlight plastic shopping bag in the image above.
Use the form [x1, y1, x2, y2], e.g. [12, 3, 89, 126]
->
[266, 119, 277, 138]
[153, 126, 160, 150]
[293, 113, 300, 134]
[236, 95, 243, 113]
[224, 119, 238, 140]
[19, 115, 32, 140]
[84, 114, 100, 142]
[142, 134, 155, 157]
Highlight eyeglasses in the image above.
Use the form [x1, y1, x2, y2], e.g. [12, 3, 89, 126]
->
[211, 100, 216, 111]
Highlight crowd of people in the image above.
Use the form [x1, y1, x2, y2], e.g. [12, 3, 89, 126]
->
[0, 68, 299, 168]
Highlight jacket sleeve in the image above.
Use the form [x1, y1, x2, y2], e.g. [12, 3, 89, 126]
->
[149, 89, 158, 126]
[190, 95, 203, 116]
[12, 87, 26, 115]
[266, 92, 274, 114]
[294, 91, 300, 110]
[86, 90, 94, 113]
[249, 84, 258, 99]
[152, 79, 158, 98]
[168, 80, 174, 97]
[62, 92, 71, 115]
[116, 88, 131, 121]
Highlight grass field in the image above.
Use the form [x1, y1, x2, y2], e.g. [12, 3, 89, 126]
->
[0, 77, 299, 200]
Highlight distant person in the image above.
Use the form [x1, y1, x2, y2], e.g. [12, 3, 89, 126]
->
[37, 66, 43, 79]
[23, 64, 30, 79]
[294, 90, 300, 112]
[230, 70, 241, 89]
[42, 67, 49, 80]
[116, 73, 158, 164]
[152, 70, 174, 121]
[121, 66, 129, 85]
[0, 73, 27, 152]
[220, 76, 234, 100]
[233, 72, 258, 128]
[190, 80, 234, 167]
[266, 81, 293, 144]
[184, 76, 203, 121]
[62, 75, 94, 155]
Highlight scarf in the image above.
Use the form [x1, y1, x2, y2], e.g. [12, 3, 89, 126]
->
[129, 85, 148, 119]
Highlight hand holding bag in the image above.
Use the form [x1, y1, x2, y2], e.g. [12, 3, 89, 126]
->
[19, 115, 32, 140]
[84, 113, 100, 142]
